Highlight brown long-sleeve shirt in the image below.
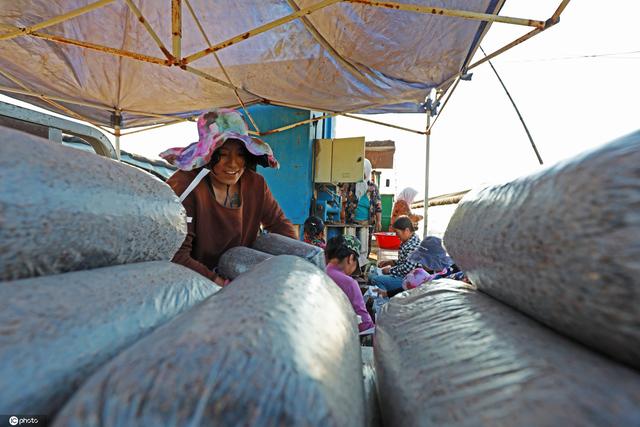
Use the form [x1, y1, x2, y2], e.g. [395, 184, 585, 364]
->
[167, 168, 297, 281]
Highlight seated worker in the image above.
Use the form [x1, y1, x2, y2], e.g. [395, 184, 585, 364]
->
[389, 187, 423, 231]
[325, 235, 375, 333]
[161, 108, 297, 287]
[303, 216, 326, 249]
[369, 216, 421, 292]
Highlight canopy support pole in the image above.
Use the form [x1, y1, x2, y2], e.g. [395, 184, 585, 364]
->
[172, 0, 182, 61]
[341, 113, 427, 135]
[423, 110, 431, 238]
[552, 0, 572, 21]
[28, 31, 170, 66]
[0, 0, 115, 42]
[286, 0, 384, 96]
[262, 99, 425, 136]
[183, 0, 261, 133]
[438, 27, 543, 91]
[0, 69, 114, 134]
[427, 77, 460, 133]
[112, 110, 122, 161]
[183, 0, 341, 64]
[0, 83, 260, 128]
[345, 1, 545, 28]
[480, 46, 543, 165]
[123, 0, 173, 61]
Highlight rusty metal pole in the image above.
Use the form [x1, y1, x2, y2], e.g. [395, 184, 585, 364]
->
[112, 110, 122, 161]
[423, 110, 431, 237]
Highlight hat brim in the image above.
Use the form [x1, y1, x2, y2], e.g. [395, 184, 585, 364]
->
[160, 132, 279, 171]
[224, 133, 280, 169]
[408, 247, 453, 271]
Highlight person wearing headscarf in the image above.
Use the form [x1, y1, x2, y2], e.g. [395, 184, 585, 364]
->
[160, 108, 297, 286]
[389, 187, 423, 231]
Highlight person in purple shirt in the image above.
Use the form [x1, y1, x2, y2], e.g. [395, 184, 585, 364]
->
[325, 235, 375, 333]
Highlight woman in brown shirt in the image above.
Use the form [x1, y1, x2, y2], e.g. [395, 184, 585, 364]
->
[161, 109, 296, 286]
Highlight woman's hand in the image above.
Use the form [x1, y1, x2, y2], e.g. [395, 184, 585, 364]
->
[213, 274, 230, 287]
[373, 288, 388, 298]
[381, 266, 391, 275]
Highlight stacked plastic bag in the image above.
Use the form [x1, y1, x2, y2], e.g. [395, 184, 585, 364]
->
[374, 131, 640, 426]
[0, 127, 363, 426]
[0, 127, 220, 416]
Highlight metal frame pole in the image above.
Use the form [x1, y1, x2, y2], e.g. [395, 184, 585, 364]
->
[0, 0, 115, 41]
[172, 0, 182, 61]
[112, 110, 122, 161]
[423, 110, 431, 237]
[344, 0, 545, 28]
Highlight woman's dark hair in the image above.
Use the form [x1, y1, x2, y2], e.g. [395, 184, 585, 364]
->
[209, 139, 257, 171]
[303, 216, 325, 238]
[325, 235, 357, 262]
[392, 215, 414, 232]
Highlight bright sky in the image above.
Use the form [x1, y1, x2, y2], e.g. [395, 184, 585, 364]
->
[2, 0, 638, 204]
[336, 0, 640, 198]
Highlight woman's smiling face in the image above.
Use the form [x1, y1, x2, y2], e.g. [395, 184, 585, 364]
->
[211, 139, 247, 186]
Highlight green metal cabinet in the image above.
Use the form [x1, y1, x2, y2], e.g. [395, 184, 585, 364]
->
[381, 194, 394, 231]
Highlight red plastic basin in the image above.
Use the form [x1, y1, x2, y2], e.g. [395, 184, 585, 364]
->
[374, 232, 401, 250]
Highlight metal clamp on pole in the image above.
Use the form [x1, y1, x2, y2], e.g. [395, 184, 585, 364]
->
[422, 92, 440, 237]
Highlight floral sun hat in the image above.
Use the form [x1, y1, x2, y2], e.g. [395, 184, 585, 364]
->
[408, 236, 454, 271]
[159, 108, 279, 171]
[402, 268, 434, 290]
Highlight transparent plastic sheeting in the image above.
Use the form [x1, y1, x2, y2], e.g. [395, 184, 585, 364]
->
[0, 262, 220, 416]
[0, 127, 187, 281]
[218, 246, 273, 279]
[253, 232, 325, 268]
[444, 130, 640, 369]
[374, 280, 640, 427]
[0, 1, 500, 127]
[54, 256, 365, 427]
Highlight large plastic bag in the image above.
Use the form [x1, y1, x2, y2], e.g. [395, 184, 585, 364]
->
[54, 256, 365, 427]
[217, 246, 272, 279]
[0, 127, 186, 281]
[0, 261, 219, 416]
[444, 130, 640, 368]
[375, 280, 640, 427]
[252, 232, 325, 268]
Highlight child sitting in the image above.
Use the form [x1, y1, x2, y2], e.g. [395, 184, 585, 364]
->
[303, 216, 326, 249]
[325, 235, 375, 333]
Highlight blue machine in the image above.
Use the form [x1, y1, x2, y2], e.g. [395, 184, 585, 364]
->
[315, 185, 341, 223]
